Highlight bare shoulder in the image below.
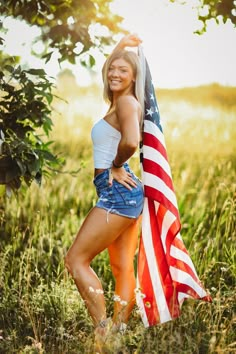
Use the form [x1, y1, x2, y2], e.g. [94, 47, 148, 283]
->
[115, 95, 142, 134]
[116, 95, 140, 112]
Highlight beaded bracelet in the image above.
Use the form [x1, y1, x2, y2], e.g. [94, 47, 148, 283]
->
[112, 160, 123, 168]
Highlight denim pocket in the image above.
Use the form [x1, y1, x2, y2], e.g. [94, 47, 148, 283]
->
[93, 169, 109, 190]
[113, 180, 143, 207]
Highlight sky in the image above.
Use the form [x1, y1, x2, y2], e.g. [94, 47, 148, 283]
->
[2, 0, 236, 88]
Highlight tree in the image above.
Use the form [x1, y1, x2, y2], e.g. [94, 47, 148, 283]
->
[197, 0, 236, 33]
[0, 66, 61, 195]
[0, 0, 124, 64]
[171, 0, 236, 33]
[0, 0, 124, 195]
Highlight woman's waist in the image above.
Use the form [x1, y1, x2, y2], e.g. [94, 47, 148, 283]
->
[94, 162, 130, 177]
[94, 168, 107, 177]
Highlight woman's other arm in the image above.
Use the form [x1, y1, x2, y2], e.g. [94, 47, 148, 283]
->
[113, 96, 141, 167]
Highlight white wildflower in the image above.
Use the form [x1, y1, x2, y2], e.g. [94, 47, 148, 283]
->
[95, 289, 104, 294]
[89, 286, 95, 293]
[120, 300, 128, 306]
[134, 287, 141, 294]
[113, 294, 121, 302]
[220, 267, 227, 272]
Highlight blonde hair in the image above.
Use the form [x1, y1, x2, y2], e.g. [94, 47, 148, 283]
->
[102, 49, 144, 121]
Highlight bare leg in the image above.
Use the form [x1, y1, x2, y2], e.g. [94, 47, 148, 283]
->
[108, 216, 141, 324]
[64, 207, 134, 326]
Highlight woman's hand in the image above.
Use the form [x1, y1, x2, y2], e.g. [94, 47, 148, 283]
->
[109, 167, 137, 190]
[116, 34, 142, 50]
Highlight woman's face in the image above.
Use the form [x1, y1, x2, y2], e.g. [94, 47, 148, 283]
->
[108, 58, 135, 95]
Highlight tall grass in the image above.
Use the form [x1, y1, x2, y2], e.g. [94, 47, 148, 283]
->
[0, 85, 235, 353]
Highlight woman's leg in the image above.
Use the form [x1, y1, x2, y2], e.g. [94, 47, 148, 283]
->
[108, 216, 141, 324]
[64, 207, 134, 326]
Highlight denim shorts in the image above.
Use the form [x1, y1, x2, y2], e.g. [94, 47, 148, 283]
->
[93, 163, 144, 219]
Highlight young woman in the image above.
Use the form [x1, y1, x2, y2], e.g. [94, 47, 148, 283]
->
[65, 34, 144, 343]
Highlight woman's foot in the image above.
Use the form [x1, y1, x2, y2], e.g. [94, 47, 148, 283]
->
[94, 318, 113, 353]
[112, 322, 127, 335]
[94, 319, 128, 353]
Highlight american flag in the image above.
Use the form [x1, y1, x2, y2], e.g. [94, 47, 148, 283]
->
[136, 48, 211, 327]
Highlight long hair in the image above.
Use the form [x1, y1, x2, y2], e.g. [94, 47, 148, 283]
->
[102, 49, 144, 122]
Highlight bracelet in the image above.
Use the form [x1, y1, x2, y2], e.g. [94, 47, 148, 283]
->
[112, 160, 123, 168]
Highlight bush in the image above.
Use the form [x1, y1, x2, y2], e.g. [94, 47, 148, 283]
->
[0, 65, 62, 195]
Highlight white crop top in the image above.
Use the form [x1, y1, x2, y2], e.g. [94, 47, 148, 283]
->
[91, 119, 121, 168]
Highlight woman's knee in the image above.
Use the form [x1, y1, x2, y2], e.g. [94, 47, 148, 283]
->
[110, 261, 134, 279]
[64, 250, 86, 279]
[64, 251, 75, 276]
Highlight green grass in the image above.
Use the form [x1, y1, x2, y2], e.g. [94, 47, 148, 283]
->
[0, 85, 235, 353]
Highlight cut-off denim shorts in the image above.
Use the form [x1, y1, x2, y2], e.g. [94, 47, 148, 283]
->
[93, 163, 144, 219]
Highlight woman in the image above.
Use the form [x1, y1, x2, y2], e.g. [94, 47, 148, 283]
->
[65, 34, 144, 341]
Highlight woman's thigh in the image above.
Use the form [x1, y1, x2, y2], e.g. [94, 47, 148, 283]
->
[66, 207, 135, 264]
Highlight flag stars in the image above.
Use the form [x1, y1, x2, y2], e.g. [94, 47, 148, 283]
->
[146, 107, 154, 117]
[150, 93, 155, 101]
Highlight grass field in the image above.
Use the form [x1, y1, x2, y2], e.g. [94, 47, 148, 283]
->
[0, 83, 235, 353]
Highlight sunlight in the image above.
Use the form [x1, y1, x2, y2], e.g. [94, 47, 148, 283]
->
[111, 0, 236, 88]
[1, 0, 236, 88]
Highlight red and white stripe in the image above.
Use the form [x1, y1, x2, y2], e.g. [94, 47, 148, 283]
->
[136, 118, 211, 327]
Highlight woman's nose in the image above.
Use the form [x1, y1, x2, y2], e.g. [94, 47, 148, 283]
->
[111, 69, 119, 77]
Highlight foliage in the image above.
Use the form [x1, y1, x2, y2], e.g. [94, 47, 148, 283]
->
[197, 0, 236, 33]
[0, 64, 62, 195]
[171, 0, 236, 33]
[0, 0, 124, 195]
[0, 0, 124, 64]
[0, 87, 235, 353]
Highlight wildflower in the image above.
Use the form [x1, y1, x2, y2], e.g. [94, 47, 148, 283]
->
[113, 294, 121, 302]
[134, 287, 141, 294]
[120, 300, 128, 306]
[89, 286, 95, 293]
[220, 267, 227, 272]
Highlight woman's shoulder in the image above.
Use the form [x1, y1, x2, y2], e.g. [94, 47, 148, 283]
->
[116, 95, 140, 111]
[116, 95, 142, 124]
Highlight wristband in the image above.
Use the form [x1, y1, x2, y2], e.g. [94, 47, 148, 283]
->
[112, 160, 123, 168]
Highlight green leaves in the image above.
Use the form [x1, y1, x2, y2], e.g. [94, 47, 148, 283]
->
[27, 69, 47, 76]
[171, 0, 236, 34]
[0, 0, 125, 65]
[0, 0, 126, 196]
[0, 65, 61, 194]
